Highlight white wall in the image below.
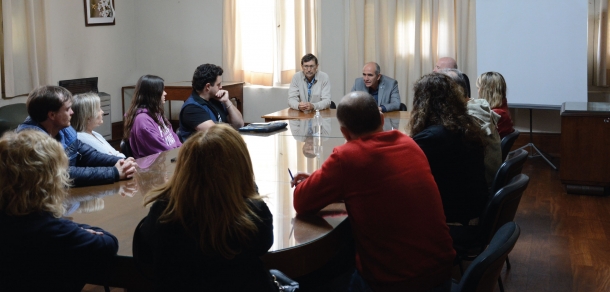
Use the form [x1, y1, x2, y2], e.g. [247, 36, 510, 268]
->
[132, 0, 223, 84]
[45, 1, 138, 123]
[0, 1, 137, 123]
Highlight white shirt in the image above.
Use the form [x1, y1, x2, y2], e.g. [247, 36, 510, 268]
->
[77, 131, 126, 159]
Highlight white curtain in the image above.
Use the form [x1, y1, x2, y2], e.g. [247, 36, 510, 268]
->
[589, 0, 610, 86]
[345, 0, 477, 108]
[223, 0, 319, 86]
[2, 0, 49, 98]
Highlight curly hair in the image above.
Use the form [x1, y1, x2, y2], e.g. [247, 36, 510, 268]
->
[144, 124, 262, 259]
[192, 64, 224, 92]
[476, 71, 507, 109]
[409, 73, 486, 148]
[0, 130, 71, 218]
[123, 75, 169, 140]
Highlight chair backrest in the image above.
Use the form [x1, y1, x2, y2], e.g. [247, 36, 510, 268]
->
[399, 103, 407, 111]
[454, 222, 520, 292]
[0, 103, 28, 136]
[490, 148, 528, 195]
[121, 139, 134, 158]
[500, 129, 520, 161]
[330, 101, 336, 109]
[479, 174, 529, 246]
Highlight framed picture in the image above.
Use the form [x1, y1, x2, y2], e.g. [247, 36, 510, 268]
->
[84, 0, 115, 26]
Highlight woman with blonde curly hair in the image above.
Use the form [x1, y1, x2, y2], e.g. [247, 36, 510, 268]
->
[133, 124, 276, 291]
[409, 73, 489, 225]
[0, 130, 118, 292]
[477, 71, 515, 138]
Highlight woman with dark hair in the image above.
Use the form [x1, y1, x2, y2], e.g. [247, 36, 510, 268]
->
[0, 130, 118, 291]
[133, 124, 276, 291]
[124, 75, 181, 158]
[409, 73, 489, 225]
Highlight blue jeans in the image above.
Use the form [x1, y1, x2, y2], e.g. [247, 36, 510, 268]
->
[348, 270, 452, 292]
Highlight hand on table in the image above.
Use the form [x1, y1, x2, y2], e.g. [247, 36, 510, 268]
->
[298, 102, 313, 112]
[115, 157, 137, 180]
[291, 172, 311, 188]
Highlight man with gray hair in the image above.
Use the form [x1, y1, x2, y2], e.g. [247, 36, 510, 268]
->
[434, 57, 471, 97]
[351, 62, 401, 112]
[291, 91, 455, 291]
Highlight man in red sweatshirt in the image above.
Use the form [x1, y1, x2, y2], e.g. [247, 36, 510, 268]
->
[292, 91, 455, 292]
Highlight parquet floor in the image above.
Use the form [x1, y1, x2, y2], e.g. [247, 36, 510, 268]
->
[498, 157, 610, 292]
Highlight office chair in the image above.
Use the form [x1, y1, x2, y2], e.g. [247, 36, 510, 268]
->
[120, 139, 134, 158]
[452, 174, 529, 284]
[490, 148, 528, 196]
[451, 222, 521, 292]
[500, 129, 520, 161]
[0, 103, 28, 136]
[330, 101, 336, 109]
[399, 103, 407, 111]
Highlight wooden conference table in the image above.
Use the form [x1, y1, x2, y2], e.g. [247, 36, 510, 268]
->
[262, 108, 410, 122]
[68, 112, 411, 289]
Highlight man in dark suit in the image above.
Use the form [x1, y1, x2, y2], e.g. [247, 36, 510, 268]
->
[351, 62, 401, 112]
[434, 57, 471, 97]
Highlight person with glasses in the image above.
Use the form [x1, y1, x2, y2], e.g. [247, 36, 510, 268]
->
[288, 53, 332, 112]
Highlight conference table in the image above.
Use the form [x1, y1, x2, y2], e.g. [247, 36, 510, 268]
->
[262, 108, 410, 122]
[67, 111, 411, 289]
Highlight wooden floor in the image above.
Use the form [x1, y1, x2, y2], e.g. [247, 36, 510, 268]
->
[83, 155, 610, 292]
[497, 156, 610, 292]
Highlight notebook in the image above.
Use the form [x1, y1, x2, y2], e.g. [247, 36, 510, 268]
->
[238, 122, 288, 133]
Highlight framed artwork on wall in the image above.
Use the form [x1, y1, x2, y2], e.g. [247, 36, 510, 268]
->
[84, 0, 115, 26]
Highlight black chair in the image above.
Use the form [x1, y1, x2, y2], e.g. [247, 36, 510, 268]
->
[451, 222, 521, 292]
[330, 101, 336, 109]
[452, 174, 529, 285]
[399, 103, 407, 111]
[0, 103, 28, 136]
[490, 148, 528, 196]
[120, 139, 134, 158]
[500, 129, 520, 161]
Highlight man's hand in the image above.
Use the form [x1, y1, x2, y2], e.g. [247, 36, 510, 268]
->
[81, 227, 103, 235]
[115, 157, 137, 180]
[215, 89, 229, 103]
[291, 172, 311, 188]
[298, 102, 314, 112]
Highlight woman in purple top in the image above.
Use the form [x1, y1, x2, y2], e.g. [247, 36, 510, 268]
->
[124, 75, 181, 159]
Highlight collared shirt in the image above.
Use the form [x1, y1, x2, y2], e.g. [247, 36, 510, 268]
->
[288, 71, 332, 111]
[306, 77, 316, 102]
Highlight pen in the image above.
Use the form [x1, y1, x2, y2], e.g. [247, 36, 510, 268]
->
[288, 168, 294, 180]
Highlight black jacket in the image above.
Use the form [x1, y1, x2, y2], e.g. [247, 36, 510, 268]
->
[134, 198, 276, 292]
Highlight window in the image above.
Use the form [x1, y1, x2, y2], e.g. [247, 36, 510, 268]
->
[223, 0, 319, 86]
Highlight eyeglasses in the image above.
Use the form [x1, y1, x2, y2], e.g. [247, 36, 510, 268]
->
[302, 65, 317, 69]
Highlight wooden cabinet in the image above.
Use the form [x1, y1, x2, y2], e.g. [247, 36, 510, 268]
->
[560, 102, 610, 188]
